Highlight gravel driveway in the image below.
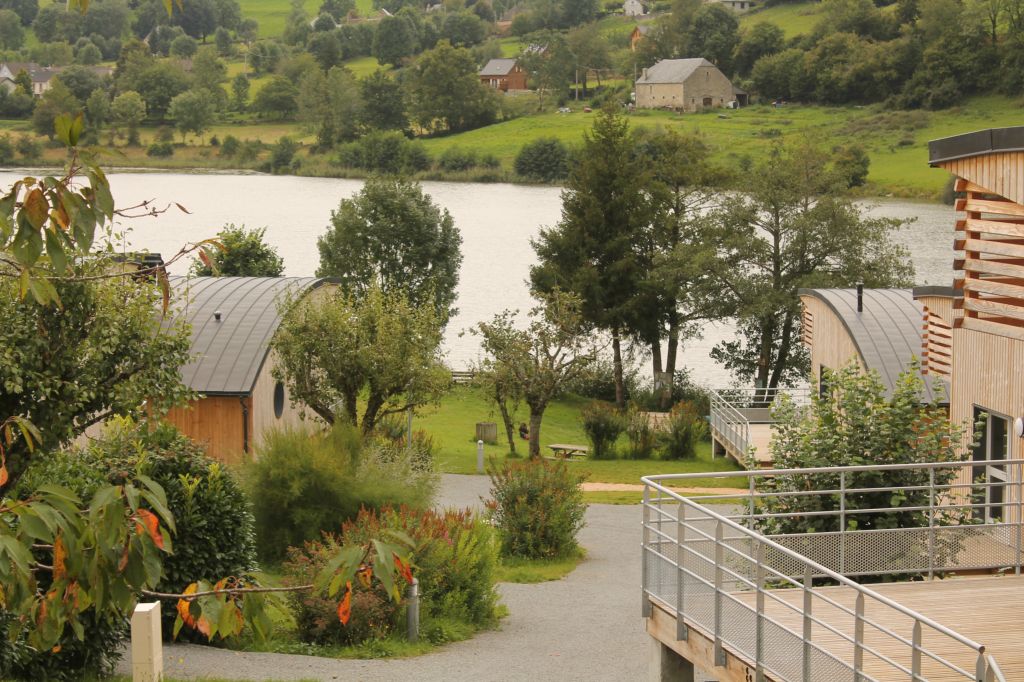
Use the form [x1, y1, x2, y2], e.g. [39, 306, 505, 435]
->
[117, 475, 659, 681]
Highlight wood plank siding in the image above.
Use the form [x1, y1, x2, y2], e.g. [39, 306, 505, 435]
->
[163, 395, 249, 465]
[941, 153, 1024, 206]
[799, 295, 863, 386]
[250, 351, 309, 452]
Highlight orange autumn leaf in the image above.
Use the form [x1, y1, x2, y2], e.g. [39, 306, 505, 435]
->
[135, 509, 164, 549]
[177, 583, 198, 628]
[53, 535, 67, 582]
[50, 645, 61, 654]
[393, 553, 413, 585]
[117, 546, 129, 573]
[0, 464, 8, 487]
[337, 582, 352, 626]
[196, 615, 212, 638]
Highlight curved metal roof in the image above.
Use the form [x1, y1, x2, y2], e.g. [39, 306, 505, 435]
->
[169, 276, 327, 396]
[798, 288, 940, 403]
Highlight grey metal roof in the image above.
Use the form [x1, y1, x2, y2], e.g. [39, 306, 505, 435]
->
[170, 276, 327, 396]
[799, 288, 941, 403]
[929, 127, 1024, 165]
[636, 58, 715, 84]
[912, 286, 962, 299]
[479, 58, 518, 77]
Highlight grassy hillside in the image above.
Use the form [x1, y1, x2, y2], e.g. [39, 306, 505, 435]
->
[739, 1, 824, 38]
[237, 0, 326, 37]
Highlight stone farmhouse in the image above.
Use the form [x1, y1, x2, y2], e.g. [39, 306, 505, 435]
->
[634, 58, 743, 111]
[0, 62, 113, 97]
[623, 0, 647, 17]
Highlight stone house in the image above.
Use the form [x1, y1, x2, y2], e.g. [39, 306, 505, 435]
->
[623, 0, 647, 16]
[479, 58, 528, 92]
[634, 58, 737, 111]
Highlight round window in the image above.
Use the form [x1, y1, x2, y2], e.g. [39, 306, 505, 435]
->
[273, 381, 285, 419]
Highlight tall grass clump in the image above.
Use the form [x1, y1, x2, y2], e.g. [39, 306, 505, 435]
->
[625, 405, 657, 460]
[579, 401, 625, 460]
[247, 423, 438, 562]
[659, 401, 707, 460]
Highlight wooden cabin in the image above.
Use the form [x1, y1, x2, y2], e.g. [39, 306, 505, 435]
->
[162, 276, 329, 464]
[927, 126, 1024, 521]
[798, 287, 942, 403]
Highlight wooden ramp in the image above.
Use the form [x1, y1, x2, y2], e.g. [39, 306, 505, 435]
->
[648, 575, 1024, 681]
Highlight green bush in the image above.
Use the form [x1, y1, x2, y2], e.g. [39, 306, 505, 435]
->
[438, 146, 478, 172]
[336, 130, 431, 174]
[220, 134, 240, 157]
[579, 401, 625, 460]
[514, 137, 570, 182]
[658, 401, 706, 459]
[565, 356, 639, 402]
[146, 141, 174, 157]
[247, 423, 438, 562]
[487, 458, 586, 559]
[625, 406, 657, 460]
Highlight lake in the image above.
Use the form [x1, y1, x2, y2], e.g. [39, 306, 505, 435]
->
[0, 171, 956, 387]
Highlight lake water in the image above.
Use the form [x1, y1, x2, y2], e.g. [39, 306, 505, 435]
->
[0, 171, 957, 387]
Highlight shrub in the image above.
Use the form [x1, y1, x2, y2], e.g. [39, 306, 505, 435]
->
[220, 134, 240, 157]
[579, 401, 625, 460]
[156, 126, 175, 143]
[147, 141, 174, 157]
[438, 146, 478, 172]
[335, 130, 431, 174]
[514, 137, 569, 182]
[0, 133, 14, 164]
[268, 136, 298, 173]
[246, 423, 437, 562]
[564, 355, 639, 402]
[487, 458, 586, 559]
[625, 406, 657, 460]
[14, 135, 39, 161]
[658, 401, 706, 459]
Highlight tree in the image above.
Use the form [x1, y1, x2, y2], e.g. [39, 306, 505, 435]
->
[359, 70, 406, 131]
[514, 137, 569, 182]
[406, 40, 497, 133]
[734, 21, 784, 76]
[0, 0, 37, 26]
[231, 72, 250, 111]
[317, 177, 463, 323]
[176, 0, 218, 40]
[0, 8, 24, 49]
[85, 87, 109, 132]
[110, 90, 146, 144]
[271, 285, 449, 432]
[170, 33, 198, 58]
[441, 11, 486, 46]
[688, 3, 739, 73]
[372, 14, 418, 67]
[519, 30, 573, 109]
[320, 0, 354, 20]
[214, 25, 233, 56]
[134, 61, 190, 120]
[707, 141, 913, 391]
[566, 23, 611, 97]
[297, 65, 362, 146]
[474, 290, 595, 459]
[51, 64, 102, 102]
[531, 108, 654, 408]
[74, 40, 103, 65]
[760, 363, 974, 536]
[251, 76, 299, 119]
[13, 68, 30, 96]
[32, 79, 81, 138]
[168, 89, 215, 143]
[191, 224, 284, 276]
[190, 47, 228, 109]
[308, 30, 343, 70]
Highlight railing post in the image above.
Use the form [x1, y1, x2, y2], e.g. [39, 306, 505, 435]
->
[1016, 460, 1022, 577]
[748, 475, 756, 531]
[714, 520, 725, 667]
[912, 620, 922, 681]
[853, 593, 864, 682]
[642, 484, 652, 618]
[803, 566, 813, 682]
[977, 652, 987, 682]
[676, 501, 688, 641]
[839, 470, 846, 575]
[755, 542, 766, 682]
[928, 467, 936, 580]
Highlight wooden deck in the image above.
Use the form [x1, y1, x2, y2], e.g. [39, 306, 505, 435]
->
[649, 575, 1024, 681]
[711, 421, 775, 466]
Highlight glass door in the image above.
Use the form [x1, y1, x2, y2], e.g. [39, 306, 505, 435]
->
[973, 407, 1010, 523]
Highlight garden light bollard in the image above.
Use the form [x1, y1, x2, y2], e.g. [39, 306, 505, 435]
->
[407, 577, 420, 643]
[477, 439, 484, 474]
[130, 602, 162, 682]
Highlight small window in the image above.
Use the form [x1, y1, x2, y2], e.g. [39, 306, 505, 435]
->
[273, 382, 285, 419]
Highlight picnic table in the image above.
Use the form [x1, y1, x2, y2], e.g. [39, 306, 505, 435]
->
[547, 443, 590, 460]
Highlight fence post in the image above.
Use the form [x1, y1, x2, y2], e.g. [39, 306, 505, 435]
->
[839, 470, 846, 575]
[642, 485, 652, 618]
[714, 520, 725, 667]
[755, 542, 765, 682]
[928, 467, 936, 580]
[802, 566, 813, 682]
[131, 602, 162, 682]
[912, 620, 922, 681]
[676, 501, 688, 641]
[853, 593, 864, 682]
[407, 577, 420, 643]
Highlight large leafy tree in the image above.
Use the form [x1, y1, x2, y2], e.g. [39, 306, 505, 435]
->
[317, 177, 462, 324]
[168, 89, 215, 143]
[297, 66, 362, 147]
[271, 285, 450, 432]
[406, 40, 497, 134]
[474, 290, 595, 459]
[707, 141, 913, 391]
[191, 224, 284, 277]
[531, 108, 654, 408]
[358, 69, 406, 131]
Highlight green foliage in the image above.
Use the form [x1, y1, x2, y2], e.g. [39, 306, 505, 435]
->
[437, 146, 480, 172]
[252, 77, 299, 119]
[624, 406, 657, 460]
[169, 89, 216, 143]
[317, 176, 462, 323]
[147, 141, 175, 157]
[514, 137, 570, 182]
[579, 401, 624, 460]
[359, 70, 406, 131]
[487, 458, 586, 559]
[32, 79, 80, 139]
[110, 91, 146, 144]
[335, 130, 431, 174]
[191, 224, 285, 277]
[246, 423, 438, 562]
[658, 401, 705, 460]
[760, 363, 973, 535]
[406, 40, 498, 134]
[267, 136, 299, 173]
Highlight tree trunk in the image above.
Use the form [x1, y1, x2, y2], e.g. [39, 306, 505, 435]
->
[612, 326, 625, 409]
[767, 310, 796, 392]
[651, 338, 662, 378]
[528, 407, 544, 459]
[755, 316, 776, 406]
[497, 394, 516, 455]
[661, 312, 680, 411]
[361, 393, 385, 434]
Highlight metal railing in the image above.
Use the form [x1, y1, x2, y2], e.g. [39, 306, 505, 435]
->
[641, 460, 1023, 681]
[708, 387, 811, 460]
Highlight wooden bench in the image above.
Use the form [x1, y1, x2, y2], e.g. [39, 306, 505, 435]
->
[546, 443, 590, 460]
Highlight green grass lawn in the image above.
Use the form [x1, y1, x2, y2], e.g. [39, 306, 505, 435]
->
[238, 0, 320, 37]
[343, 55, 390, 78]
[495, 550, 585, 583]
[415, 386, 744, 485]
[739, 1, 824, 38]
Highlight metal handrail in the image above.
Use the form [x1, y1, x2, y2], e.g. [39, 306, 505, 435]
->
[641, 460, 1022, 681]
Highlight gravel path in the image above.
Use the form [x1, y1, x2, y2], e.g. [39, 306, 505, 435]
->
[117, 475, 662, 681]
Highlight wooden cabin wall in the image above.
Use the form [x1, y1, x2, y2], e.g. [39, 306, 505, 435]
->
[163, 396, 249, 465]
[250, 351, 309, 454]
[800, 296, 863, 387]
[940, 152, 1024, 206]
[916, 295, 956, 325]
